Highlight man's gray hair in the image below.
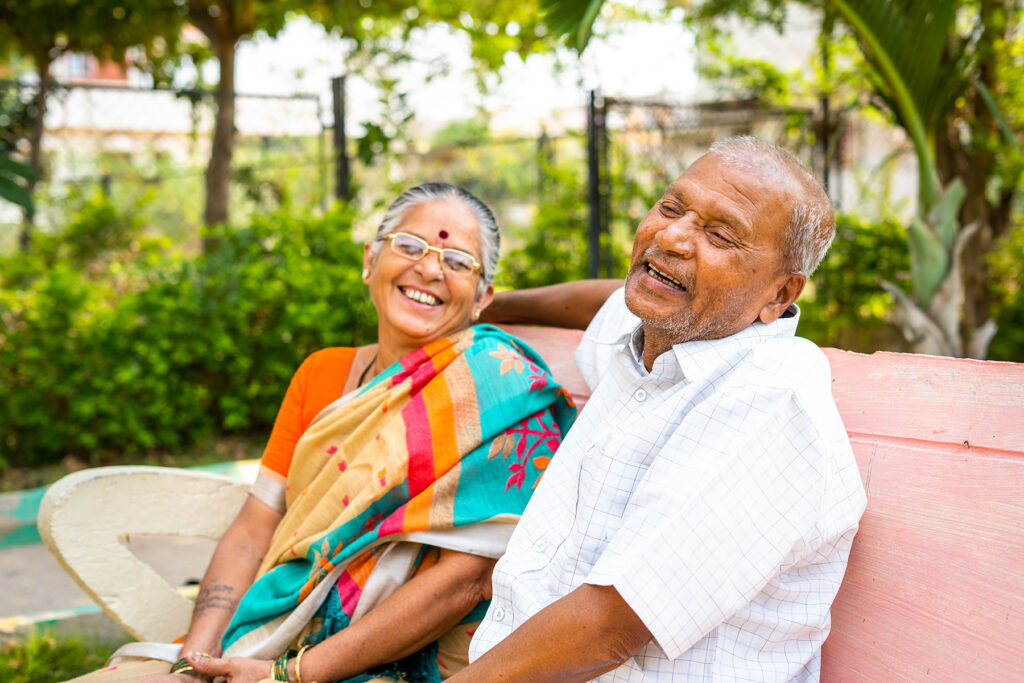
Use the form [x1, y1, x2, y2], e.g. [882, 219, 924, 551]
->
[372, 182, 500, 292]
[709, 136, 835, 275]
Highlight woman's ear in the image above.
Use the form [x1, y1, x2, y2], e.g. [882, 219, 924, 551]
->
[757, 272, 806, 324]
[362, 243, 374, 283]
[475, 283, 495, 320]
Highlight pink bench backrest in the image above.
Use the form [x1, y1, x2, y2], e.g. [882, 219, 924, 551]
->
[504, 326, 1024, 680]
[820, 349, 1024, 681]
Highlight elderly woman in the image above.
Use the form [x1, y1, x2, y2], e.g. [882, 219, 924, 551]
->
[75, 183, 576, 683]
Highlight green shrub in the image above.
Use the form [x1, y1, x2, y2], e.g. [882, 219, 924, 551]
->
[0, 204, 377, 466]
[988, 218, 1024, 362]
[796, 212, 910, 352]
[0, 628, 111, 683]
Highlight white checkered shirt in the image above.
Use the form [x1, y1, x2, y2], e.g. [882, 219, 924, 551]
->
[470, 288, 866, 681]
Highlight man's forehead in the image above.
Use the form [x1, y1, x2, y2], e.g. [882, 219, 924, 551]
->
[667, 153, 800, 211]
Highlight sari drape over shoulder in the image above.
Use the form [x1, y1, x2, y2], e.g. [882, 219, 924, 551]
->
[222, 325, 577, 662]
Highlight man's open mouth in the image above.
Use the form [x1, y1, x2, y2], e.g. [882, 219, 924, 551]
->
[646, 262, 685, 290]
[400, 287, 441, 306]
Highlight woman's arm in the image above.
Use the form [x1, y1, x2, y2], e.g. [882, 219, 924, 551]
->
[480, 279, 623, 330]
[180, 495, 283, 657]
[297, 548, 495, 681]
[189, 548, 495, 682]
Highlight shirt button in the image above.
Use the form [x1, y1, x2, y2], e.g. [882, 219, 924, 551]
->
[493, 607, 505, 621]
[634, 388, 647, 401]
[533, 539, 547, 553]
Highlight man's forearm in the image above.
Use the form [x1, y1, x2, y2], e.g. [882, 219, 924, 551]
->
[450, 583, 652, 682]
[480, 280, 622, 330]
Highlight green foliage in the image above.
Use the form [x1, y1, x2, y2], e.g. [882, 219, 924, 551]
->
[0, 628, 111, 683]
[499, 159, 593, 288]
[432, 119, 493, 147]
[541, 0, 605, 51]
[988, 219, 1024, 362]
[0, 202, 377, 466]
[1, 190, 154, 289]
[0, 151, 35, 211]
[796, 212, 910, 351]
[498, 146, 638, 289]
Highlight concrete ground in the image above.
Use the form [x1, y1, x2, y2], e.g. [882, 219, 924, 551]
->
[0, 536, 217, 643]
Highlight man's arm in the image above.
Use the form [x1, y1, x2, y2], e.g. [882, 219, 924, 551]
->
[449, 583, 652, 683]
[480, 280, 623, 330]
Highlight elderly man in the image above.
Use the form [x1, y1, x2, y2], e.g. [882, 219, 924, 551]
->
[459, 136, 866, 681]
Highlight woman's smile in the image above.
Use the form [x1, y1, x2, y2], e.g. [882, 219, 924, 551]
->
[399, 285, 443, 307]
[364, 198, 493, 363]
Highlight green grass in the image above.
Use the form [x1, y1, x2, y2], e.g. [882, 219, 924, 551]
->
[0, 628, 114, 682]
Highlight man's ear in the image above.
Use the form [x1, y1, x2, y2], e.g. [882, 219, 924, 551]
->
[758, 272, 806, 324]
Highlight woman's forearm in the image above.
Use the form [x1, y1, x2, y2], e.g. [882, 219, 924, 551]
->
[296, 549, 496, 682]
[181, 495, 282, 655]
[480, 279, 623, 330]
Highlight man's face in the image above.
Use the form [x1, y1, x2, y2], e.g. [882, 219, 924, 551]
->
[624, 152, 801, 346]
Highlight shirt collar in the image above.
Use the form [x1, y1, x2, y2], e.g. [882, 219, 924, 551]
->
[614, 304, 801, 381]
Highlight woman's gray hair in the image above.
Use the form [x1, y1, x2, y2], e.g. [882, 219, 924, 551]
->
[709, 136, 835, 275]
[371, 182, 500, 292]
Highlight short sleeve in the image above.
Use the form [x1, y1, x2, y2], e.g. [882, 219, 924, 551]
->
[584, 386, 826, 660]
[259, 347, 357, 479]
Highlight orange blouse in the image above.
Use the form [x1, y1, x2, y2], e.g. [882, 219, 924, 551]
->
[260, 347, 358, 479]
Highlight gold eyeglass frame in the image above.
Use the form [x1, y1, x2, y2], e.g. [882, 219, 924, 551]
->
[384, 232, 483, 275]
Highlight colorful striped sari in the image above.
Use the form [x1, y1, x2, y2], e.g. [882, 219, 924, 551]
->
[221, 325, 576, 677]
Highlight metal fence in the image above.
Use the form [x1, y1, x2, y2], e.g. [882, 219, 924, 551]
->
[2, 77, 853, 271]
[0, 80, 326, 245]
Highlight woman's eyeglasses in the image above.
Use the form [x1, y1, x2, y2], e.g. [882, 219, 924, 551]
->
[384, 233, 482, 275]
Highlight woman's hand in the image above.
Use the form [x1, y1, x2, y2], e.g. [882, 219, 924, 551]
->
[186, 652, 274, 682]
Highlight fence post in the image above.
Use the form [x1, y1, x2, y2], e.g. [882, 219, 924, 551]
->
[316, 97, 327, 209]
[586, 89, 603, 279]
[332, 76, 350, 202]
[537, 128, 552, 195]
[599, 96, 612, 277]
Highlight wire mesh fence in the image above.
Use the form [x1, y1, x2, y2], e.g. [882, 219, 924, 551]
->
[0, 80, 326, 248]
[2, 77, 828, 270]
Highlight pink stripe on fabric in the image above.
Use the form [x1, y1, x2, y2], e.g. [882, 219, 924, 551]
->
[403, 391, 437, 497]
[377, 502, 408, 537]
[390, 347, 431, 387]
[336, 572, 363, 616]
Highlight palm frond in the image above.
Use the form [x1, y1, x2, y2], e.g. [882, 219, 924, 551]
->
[830, 0, 964, 209]
[540, 0, 606, 53]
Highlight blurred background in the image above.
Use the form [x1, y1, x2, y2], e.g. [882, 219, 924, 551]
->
[0, 1, 1021, 675]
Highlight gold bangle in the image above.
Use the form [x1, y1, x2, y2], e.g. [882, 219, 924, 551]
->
[294, 644, 311, 683]
[169, 657, 194, 674]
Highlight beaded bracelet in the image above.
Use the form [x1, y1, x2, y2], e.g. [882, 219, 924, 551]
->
[295, 644, 312, 683]
[273, 649, 298, 681]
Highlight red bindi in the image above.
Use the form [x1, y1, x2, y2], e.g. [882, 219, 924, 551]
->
[438, 229, 449, 239]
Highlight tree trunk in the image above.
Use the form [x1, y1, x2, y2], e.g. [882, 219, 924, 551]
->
[931, 0, 1019, 359]
[19, 54, 52, 252]
[203, 37, 236, 232]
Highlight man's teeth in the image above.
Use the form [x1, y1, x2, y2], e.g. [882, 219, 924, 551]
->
[402, 288, 441, 305]
[647, 263, 684, 289]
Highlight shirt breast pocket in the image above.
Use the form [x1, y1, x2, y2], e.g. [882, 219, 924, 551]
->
[573, 445, 650, 555]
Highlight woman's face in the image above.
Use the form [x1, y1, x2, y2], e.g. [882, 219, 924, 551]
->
[363, 199, 494, 352]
